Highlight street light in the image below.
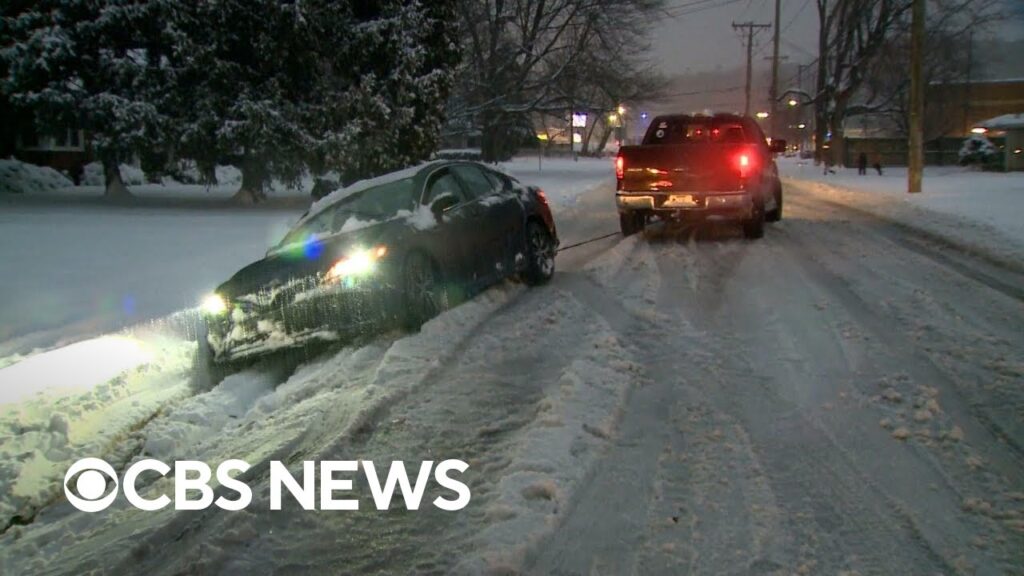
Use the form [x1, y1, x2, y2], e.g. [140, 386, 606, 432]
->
[797, 123, 806, 129]
[617, 105, 626, 115]
[755, 111, 769, 119]
[787, 98, 799, 107]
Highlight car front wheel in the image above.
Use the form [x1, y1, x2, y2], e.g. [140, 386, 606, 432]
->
[402, 252, 447, 329]
[522, 220, 555, 285]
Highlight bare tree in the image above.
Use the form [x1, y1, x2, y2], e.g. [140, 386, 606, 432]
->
[864, 0, 1002, 141]
[813, 0, 912, 167]
[812, 0, 1001, 166]
[451, 0, 665, 161]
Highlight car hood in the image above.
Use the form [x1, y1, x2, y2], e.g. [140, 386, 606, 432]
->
[215, 219, 403, 301]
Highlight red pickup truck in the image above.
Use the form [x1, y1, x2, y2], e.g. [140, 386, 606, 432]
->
[615, 113, 785, 239]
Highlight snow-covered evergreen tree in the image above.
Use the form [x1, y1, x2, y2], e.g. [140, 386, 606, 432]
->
[170, 0, 459, 203]
[1, 0, 174, 197]
[958, 134, 1000, 168]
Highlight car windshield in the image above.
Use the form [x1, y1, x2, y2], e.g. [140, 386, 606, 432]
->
[643, 117, 748, 145]
[277, 177, 416, 246]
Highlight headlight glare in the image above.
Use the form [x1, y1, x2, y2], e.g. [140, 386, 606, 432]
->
[326, 245, 387, 282]
[201, 293, 228, 315]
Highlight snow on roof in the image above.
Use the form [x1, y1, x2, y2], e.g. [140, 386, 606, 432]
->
[302, 160, 444, 223]
[979, 113, 1024, 130]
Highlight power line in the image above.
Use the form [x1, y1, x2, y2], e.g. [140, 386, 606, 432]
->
[666, 0, 747, 18]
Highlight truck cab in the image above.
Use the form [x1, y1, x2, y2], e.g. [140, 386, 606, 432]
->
[615, 113, 785, 238]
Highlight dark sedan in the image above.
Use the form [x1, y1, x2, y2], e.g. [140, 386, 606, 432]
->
[197, 160, 558, 367]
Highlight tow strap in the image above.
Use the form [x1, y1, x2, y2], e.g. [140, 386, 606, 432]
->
[556, 231, 622, 253]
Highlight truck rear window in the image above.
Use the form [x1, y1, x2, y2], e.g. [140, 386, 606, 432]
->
[643, 118, 748, 145]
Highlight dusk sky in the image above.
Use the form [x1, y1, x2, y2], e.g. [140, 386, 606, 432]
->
[652, 0, 1024, 77]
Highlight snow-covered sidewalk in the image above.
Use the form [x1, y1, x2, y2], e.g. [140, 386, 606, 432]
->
[780, 159, 1024, 266]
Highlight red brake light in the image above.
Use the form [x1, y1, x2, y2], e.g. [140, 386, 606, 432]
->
[735, 150, 756, 178]
[615, 155, 624, 180]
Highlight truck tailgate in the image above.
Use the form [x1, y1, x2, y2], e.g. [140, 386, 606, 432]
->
[618, 144, 748, 192]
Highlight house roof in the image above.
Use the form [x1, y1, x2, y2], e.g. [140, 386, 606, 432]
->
[978, 113, 1024, 130]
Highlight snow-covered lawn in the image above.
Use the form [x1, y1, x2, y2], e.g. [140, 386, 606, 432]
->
[0, 156, 612, 358]
[499, 155, 613, 208]
[780, 158, 1024, 264]
[0, 204, 300, 356]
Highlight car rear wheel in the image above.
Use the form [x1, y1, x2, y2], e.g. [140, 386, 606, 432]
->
[619, 211, 645, 236]
[522, 220, 555, 285]
[766, 184, 783, 222]
[402, 252, 447, 329]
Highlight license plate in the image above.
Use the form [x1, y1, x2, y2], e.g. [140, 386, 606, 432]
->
[664, 194, 698, 207]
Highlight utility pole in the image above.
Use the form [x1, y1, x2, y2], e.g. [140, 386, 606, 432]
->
[769, 0, 782, 136]
[963, 29, 973, 135]
[908, 0, 924, 193]
[733, 21, 771, 116]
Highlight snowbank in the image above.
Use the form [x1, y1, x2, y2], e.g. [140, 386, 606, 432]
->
[0, 328, 194, 526]
[780, 159, 1024, 265]
[0, 158, 73, 195]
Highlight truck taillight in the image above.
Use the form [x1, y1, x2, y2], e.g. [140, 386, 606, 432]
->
[735, 150, 756, 179]
[535, 188, 549, 205]
[615, 155, 624, 180]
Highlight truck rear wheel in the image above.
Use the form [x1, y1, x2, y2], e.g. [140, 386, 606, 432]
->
[619, 212, 645, 236]
[743, 202, 765, 239]
[766, 184, 783, 222]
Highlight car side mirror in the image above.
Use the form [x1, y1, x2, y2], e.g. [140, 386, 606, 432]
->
[769, 139, 787, 154]
[430, 193, 459, 220]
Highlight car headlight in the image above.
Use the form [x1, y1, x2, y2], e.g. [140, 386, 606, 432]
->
[201, 293, 228, 315]
[325, 245, 388, 282]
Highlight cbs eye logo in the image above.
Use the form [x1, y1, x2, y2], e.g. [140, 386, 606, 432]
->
[64, 458, 119, 512]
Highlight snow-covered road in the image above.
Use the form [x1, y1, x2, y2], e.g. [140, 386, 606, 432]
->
[2, 167, 1023, 575]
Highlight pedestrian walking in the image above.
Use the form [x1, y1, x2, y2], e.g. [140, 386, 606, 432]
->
[857, 152, 868, 175]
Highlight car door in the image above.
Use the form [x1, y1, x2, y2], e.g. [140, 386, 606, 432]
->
[450, 163, 522, 281]
[420, 166, 480, 289]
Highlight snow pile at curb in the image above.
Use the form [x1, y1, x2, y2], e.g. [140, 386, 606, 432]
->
[0, 285, 525, 574]
[0, 158, 73, 195]
[0, 330, 194, 527]
[780, 160, 1024, 266]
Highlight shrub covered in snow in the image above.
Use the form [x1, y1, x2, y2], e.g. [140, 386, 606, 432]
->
[0, 158, 73, 194]
[163, 161, 243, 186]
[82, 162, 146, 186]
[958, 135, 1001, 169]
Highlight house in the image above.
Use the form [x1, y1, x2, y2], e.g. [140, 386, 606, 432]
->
[841, 78, 1024, 167]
